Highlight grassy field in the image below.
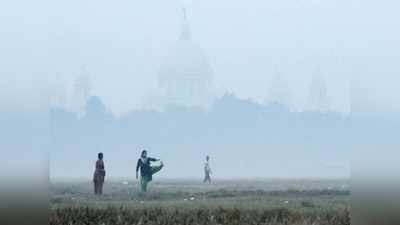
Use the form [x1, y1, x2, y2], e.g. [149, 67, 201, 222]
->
[50, 178, 350, 225]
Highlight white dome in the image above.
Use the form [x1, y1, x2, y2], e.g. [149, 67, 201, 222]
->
[147, 7, 215, 109]
[158, 38, 213, 87]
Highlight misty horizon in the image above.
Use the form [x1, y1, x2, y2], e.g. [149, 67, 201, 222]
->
[1, 0, 399, 179]
[1, 0, 400, 117]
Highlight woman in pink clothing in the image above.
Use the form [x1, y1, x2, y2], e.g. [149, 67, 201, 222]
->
[93, 152, 106, 195]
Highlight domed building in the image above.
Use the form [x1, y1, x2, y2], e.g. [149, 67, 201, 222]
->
[147, 7, 215, 109]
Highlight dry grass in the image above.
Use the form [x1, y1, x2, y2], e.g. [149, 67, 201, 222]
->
[50, 179, 350, 225]
[51, 206, 350, 225]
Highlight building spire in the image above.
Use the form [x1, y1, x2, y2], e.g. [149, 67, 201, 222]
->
[180, 6, 191, 40]
[182, 6, 187, 21]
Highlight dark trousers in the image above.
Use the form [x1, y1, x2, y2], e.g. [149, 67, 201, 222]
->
[140, 165, 163, 192]
[94, 181, 104, 195]
[204, 172, 211, 183]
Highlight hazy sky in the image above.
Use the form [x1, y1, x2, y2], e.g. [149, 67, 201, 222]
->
[1, 0, 399, 115]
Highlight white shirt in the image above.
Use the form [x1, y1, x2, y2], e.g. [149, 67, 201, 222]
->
[204, 161, 212, 174]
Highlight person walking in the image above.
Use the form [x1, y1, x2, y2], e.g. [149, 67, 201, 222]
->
[204, 155, 212, 183]
[93, 152, 106, 195]
[136, 150, 163, 192]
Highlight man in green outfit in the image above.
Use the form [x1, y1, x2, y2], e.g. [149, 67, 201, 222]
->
[136, 150, 164, 192]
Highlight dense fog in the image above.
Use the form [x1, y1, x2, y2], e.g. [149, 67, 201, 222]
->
[1, 0, 399, 178]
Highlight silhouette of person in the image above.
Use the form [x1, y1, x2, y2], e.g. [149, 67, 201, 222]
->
[136, 150, 163, 192]
[93, 152, 105, 195]
[204, 155, 212, 183]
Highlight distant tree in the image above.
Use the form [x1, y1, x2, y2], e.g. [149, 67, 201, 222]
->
[83, 96, 113, 123]
[210, 93, 264, 126]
